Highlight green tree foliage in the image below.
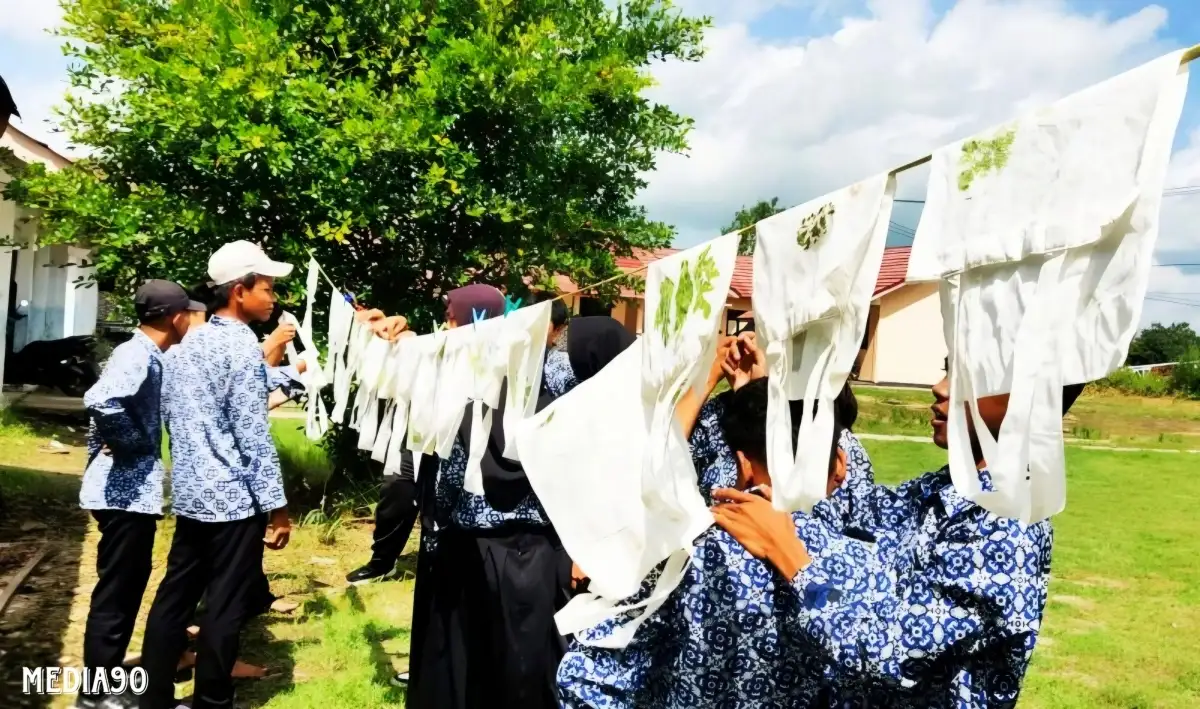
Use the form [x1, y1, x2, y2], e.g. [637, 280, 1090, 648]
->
[6, 0, 709, 326]
[1126, 322, 1200, 366]
[722, 197, 784, 255]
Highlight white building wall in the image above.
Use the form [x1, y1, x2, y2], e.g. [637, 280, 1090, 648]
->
[872, 282, 948, 387]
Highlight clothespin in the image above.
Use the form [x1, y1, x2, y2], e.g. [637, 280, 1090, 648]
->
[472, 308, 488, 327]
[503, 294, 522, 316]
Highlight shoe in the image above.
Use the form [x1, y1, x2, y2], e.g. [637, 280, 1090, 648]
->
[390, 671, 409, 687]
[345, 562, 394, 585]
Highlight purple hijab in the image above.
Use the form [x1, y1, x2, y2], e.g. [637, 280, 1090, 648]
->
[445, 284, 505, 326]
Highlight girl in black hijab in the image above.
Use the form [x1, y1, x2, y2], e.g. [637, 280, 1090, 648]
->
[408, 313, 634, 709]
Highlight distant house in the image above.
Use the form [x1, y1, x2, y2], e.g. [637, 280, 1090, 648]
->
[552, 245, 946, 387]
[1, 124, 100, 385]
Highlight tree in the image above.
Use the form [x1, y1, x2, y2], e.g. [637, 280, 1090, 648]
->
[1126, 322, 1200, 366]
[722, 197, 785, 255]
[6, 0, 708, 327]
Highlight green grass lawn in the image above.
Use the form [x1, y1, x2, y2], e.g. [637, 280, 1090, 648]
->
[855, 384, 1200, 451]
[862, 440, 1200, 708]
[4, 407, 1199, 708]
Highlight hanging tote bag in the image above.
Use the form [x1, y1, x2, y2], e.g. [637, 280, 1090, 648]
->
[752, 174, 895, 513]
[907, 50, 1189, 523]
[500, 300, 552, 460]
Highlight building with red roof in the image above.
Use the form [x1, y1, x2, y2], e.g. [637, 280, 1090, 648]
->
[554, 244, 947, 386]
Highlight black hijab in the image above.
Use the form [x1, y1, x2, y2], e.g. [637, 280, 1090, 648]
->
[566, 316, 636, 383]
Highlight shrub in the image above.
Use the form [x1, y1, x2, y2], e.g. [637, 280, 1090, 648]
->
[1169, 348, 1200, 399]
[1090, 368, 1171, 397]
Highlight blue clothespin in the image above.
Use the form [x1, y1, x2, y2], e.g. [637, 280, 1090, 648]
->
[342, 290, 356, 305]
[503, 295, 522, 316]
[472, 308, 488, 325]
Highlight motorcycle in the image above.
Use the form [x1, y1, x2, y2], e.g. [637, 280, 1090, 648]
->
[5, 300, 102, 397]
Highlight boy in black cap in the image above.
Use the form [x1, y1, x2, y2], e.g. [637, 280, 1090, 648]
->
[77, 280, 204, 709]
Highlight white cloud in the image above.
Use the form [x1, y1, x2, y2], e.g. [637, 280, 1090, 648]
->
[641, 0, 1174, 244]
[0, 0, 63, 42]
[638, 0, 1200, 328]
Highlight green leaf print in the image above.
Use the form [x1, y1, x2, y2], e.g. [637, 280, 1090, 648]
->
[691, 246, 718, 320]
[655, 275, 676, 345]
[654, 247, 722, 345]
[796, 203, 834, 250]
[958, 128, 1016, 192]
[674, 260, 695, 338]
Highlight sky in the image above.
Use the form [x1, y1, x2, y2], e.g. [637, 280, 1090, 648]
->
[3, 0, 1200, 330]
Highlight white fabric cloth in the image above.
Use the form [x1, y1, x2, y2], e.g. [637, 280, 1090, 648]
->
[752, 174, 895, 513]
[516, 343, 652, 600]
[517, 343, 698, 647]
[639, 234, 739, 548]
[277, 260, 329, 440]
[518, 237, 739, 649]
[325, 291, 356, 423]
[499, 301, 552, 460]
[908, 50, 1188, 523]
[434, 317, 509, 492]
[405, 331, 446, 456]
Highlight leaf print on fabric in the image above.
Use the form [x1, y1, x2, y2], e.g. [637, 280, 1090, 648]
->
[655, 275, 676, 345]
[653, 245, 721, 345]
[796, 203, 835, 250]
[691, 246, 718, 320]
[958, 127, 1017, 191]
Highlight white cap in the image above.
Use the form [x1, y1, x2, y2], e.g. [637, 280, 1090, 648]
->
[207, 240, 294, 285]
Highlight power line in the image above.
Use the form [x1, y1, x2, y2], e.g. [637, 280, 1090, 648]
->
[1145, 295, 1200, 308]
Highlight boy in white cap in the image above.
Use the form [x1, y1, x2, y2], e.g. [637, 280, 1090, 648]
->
[77, 280, 204, 709]
[139, 241, 301, 709]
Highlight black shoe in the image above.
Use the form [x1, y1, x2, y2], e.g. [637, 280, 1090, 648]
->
[390, 671, 409, 687]
[345, 562, 394, 585]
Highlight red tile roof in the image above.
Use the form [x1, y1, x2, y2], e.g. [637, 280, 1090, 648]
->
[555, 245, 911, 301]
[873, 246, 911, 297]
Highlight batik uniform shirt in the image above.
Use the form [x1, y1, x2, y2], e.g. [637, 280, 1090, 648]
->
[794, 467, 1053, 708]
[432, 350, 579, 532]
[162, 316, 303, 522]
[558, 434, 879, 709]
[688, 395, 737, 503]
[557, 493, 882, 708]
[543, 348, 577, 398]
[80, 330, 166, 515]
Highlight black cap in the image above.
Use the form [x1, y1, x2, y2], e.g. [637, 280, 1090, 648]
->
[134, 280, 206, 323]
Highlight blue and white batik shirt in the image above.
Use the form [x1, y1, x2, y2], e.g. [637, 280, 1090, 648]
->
[162, 316, 302, 522]
[80, 330, 166, 515]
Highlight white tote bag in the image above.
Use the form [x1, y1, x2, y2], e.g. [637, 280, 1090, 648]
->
[752, 174, 895, 513]
[516, 343, 655, 599]
[908, 50, 1188, 523]
[640, 234, 740, 541]
[516, 342, 698, 647]
[500, 301, 552, 460]
[405, 331, 446, 456]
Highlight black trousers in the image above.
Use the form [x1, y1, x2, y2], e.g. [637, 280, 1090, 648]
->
[369, 468, 420, 569]
[81, 510, 158, 698]
[139, 514, 267, 709]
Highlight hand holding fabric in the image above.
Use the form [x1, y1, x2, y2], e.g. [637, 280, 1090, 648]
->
[722, 332, 767, 391]
[265, 323, 297, 352]
[712, 487, 811, 579]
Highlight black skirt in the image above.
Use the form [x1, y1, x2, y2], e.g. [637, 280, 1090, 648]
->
[406, 524, 572, 709]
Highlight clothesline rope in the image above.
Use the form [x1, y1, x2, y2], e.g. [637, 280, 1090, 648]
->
[308, 42, 1200, 309]
[886, 42, 1200, 177]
